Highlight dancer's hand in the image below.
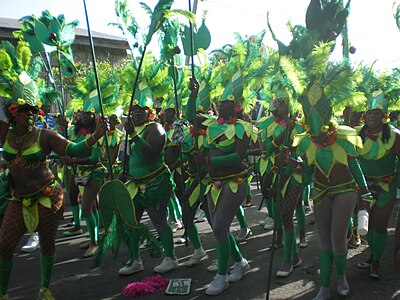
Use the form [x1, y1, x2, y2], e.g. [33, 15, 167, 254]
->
[93, 118, 108, 140]
[188, 77, 199, 95]
[124, 118, 135, 135]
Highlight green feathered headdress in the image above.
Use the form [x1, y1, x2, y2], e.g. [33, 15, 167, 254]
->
[279, 42, 365, 135]
[357, 66, 400, 114]
[119, 52, 172, 112]
[12, 72, 39, 107]
[366, 91, 387, 113]
[208, 32, 272, 113]
[267, 74, 302, 116]
[67, 70, 120, 115]
[0, 41, 56, 109]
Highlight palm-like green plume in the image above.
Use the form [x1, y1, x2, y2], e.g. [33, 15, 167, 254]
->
[67, 61, 120, 115]
[0, 41, 43, 99]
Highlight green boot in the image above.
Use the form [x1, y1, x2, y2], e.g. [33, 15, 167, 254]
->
[0, 259, 12, 296]
[85, 213, 98, 243]
[40, 254, 56, 289]
[319, 250, 333, 287]
[186, 226, 201, 250]
[229, 233, 243, 263]
[216, 240, 231, 275]
[333, 252, 349, 296]
[158, 227, 175, 257]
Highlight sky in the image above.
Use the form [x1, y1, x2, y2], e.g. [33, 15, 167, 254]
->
[1, 0, 399, 71]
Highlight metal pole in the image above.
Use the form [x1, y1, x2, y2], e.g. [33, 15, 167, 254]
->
[82, 0, 114, 179]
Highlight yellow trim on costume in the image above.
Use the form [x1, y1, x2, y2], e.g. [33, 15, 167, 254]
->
[294, 126, 363, 178]
[358, 127, 396, 160]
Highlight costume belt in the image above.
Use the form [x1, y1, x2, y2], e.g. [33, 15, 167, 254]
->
[311, 180, 356, 205]
[126, 164, 168, 197]
[12, 180, 59, 233]
[205, 171, 249, 208]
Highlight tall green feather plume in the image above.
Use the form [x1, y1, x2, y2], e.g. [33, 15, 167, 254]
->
[16, 41, 32, 72]
[0, 41, 44, 105]
[67, 61, 120, 114]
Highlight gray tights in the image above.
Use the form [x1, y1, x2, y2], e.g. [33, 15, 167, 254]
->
[314, 192, 357, 255]
[207, 181, 247, 243]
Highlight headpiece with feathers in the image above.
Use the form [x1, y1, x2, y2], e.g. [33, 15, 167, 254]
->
[0, 41, 57, 111]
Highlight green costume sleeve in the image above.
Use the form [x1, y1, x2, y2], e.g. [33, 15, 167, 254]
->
[348, 157, 367, 188]
[210, 153, 242, 166]
[65, 140, 90, 157]
[87, 147, 101, 164]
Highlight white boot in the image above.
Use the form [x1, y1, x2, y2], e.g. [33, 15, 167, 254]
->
[154, 256, 178, 273]
[185, 247, 207, 267]
[228, 258, 251, 282]
[21, 232, 39, 253]
[336, 274, 349, 296]
[235, 228, 252, 242]
[118, 258, 144, 275]
[205, 274, 229, 296]
[264, 217, 274, 230]
[312, 287, 331, 300]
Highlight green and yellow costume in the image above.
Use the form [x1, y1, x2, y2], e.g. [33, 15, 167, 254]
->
[356, 88, 400, 269]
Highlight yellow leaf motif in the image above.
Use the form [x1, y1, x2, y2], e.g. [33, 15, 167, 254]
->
[307, 81, 322, 106]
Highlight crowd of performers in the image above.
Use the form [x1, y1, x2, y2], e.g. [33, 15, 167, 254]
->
[1, 13, 400, 300]
[0, 66, 400, 300]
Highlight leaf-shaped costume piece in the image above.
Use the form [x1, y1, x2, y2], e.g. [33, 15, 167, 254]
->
[19, 10, 79, 76]
[145, 0, 174, 46]
[95, 180, 163, 266]
[181, 19, 211, 56]
[294, 126, 363, 178]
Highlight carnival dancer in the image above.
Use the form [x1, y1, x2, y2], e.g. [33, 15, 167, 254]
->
[342, 106, 364, 249]
[258, 80, 304, 277]
[257, 103, 282, 234]
[62, 109, 106, 258]
[356, 92, 400, 279]
[179, 79, 213, 266]
[62, 113, 83, 237]
[118, 85, 178, 275]
[289, 43, 371, 299]
[188, 71, 252, 296]
[0, 71, 107, 300]
[234, 112, 257, 242]
[161, 105, 185, 232]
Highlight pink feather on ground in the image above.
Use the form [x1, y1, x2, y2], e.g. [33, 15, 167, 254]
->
[122, 274, 170, 297]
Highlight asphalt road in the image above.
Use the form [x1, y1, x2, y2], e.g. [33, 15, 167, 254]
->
[6, 182, 400, 300]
